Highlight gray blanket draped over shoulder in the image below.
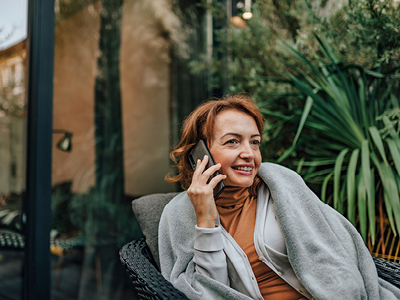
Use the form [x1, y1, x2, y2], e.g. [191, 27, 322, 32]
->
[158, 163, 400, 300]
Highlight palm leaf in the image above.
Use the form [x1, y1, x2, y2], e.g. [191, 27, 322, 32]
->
[321, 172, 333, 204]
[369, 126, 389, 166]
[371, 153, 400, 236]
[295, 157, 306, 174]
[298, 159, 336, 166]
[387, 138, 400, 177]
[357, 170, 367, 243]
[279, 39, 324, 80]
[390, 94, 399, 109]
[347, 149, 360, 225]
[380, 163, 400, 235]
[292, 96, 313, 146]
[276, 144, 296, 163]
[369, 168, 376, 245]
[384, 190, 396, 236]
[334, 149, 349, 212]
[383, 116, 400, 150]
[361, 140, 372, 203]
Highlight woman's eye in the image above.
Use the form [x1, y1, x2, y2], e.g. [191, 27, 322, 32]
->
[226, 139, 238, 144]
[251, 140, 260, 146]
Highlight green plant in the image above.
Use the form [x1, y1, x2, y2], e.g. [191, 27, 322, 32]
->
[52, 181, 77, 234]
[294, 0, 400, 70]
[190, 0, 400, 163]
[68, 188, 143, 247]
[274, 34, 400, 245]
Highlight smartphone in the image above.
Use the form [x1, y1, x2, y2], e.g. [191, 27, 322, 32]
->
[188, 140, 225, 199]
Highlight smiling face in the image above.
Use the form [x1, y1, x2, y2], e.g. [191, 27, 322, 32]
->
[208, 109, 262, 188]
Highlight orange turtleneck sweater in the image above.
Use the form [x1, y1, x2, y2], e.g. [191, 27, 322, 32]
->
[215, 186, 307, 300]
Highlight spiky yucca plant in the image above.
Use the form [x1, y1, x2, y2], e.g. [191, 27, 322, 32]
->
[274, 35, 400, 246]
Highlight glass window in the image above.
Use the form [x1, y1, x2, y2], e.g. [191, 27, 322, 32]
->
[50, 0, 177, 298]
[0, 0, 182, 298]
[0, 0, 28, 299]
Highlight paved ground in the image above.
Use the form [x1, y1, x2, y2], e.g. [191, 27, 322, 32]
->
[0, 249, 137, 300]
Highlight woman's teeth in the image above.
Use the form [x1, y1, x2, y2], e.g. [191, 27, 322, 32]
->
[234, 166, 252, 171]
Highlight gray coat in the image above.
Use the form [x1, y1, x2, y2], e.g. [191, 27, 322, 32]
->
[159, 163, 400, 299]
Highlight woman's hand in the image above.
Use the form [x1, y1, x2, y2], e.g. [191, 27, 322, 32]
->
[187, 155, 226, 228]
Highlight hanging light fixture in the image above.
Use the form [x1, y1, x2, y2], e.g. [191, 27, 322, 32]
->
[53, 129, 73, 152]
[242, 0, 252, 19]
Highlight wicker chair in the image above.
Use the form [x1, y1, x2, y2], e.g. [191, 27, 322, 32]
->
[0, 230, 25, 250]
[120, 193, 400, 300]
[120, 238, 189, 299]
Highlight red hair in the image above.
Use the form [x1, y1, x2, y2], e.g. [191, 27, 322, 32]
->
[166, 94, 264, 190]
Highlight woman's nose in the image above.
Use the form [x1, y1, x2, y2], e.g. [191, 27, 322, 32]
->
[240, 143, 254, 159]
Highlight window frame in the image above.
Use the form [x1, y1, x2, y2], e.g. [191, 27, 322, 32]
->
[23, 0, 55, 299]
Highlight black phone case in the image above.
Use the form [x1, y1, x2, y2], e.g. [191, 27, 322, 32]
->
[188, 140, 225, 199]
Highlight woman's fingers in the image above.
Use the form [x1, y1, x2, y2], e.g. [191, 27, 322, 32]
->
[190, 155, 225, 192]
[193, 155, 209, 175]
[188, 155, 225, 228]
[202, 162, 222, 177]
[194, 155, 223, 177]
[208, 173, 226, 188]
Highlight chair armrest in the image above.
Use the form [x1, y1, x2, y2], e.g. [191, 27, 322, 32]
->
[120, 239, 400, 298]
[373, 256, 400, 288]
[119, 238, 189, 300]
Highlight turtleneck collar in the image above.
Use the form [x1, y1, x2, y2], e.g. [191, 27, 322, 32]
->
[215, 186, 251, 208]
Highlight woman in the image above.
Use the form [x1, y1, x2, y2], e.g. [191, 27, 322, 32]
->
[159, 94, 400, 300]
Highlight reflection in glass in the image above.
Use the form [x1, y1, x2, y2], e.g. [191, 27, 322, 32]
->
[51, 0, 179, 298]
[0, 2, 28, 299]
[0, 0, 187, 298]
[0, 0, 28, 295]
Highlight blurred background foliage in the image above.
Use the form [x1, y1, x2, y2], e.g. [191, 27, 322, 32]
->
[186, 0, 400, 251]
[190, 0, 400, 161]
